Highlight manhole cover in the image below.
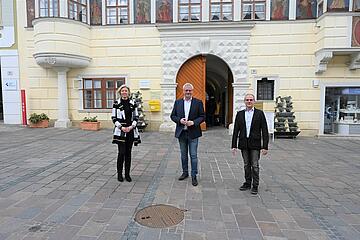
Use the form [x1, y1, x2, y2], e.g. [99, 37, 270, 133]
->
[134, 204, 186, 228]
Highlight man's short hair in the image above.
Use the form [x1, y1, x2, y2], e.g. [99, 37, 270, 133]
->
[183, 83, 194, 90]
[244, 93, 255, 101]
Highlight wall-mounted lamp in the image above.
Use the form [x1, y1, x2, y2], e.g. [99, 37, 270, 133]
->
[312, 79, 319, 88]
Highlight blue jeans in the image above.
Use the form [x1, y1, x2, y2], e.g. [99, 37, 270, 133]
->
[178, 131, 199, 177]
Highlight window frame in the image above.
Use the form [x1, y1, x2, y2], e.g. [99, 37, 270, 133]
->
[39, 0, 60, 17]
[68, 0, 88, 23]
[256, 77, 275, 101]
[209, 0, 234, 21]
[241, 0, 266, 21]
[178, 0, 202, 23]
[106, 0, 130, 25]
[82, 78, 126, 109]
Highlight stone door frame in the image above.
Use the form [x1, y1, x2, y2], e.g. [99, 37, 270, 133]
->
[157, 23, 254, 132]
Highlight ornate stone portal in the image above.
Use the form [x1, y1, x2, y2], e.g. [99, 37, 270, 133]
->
[157, 23, 254, 132]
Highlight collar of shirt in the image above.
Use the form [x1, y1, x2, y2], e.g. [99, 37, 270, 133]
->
[246, 107, 254, 112]
[183, 97, 192, 102]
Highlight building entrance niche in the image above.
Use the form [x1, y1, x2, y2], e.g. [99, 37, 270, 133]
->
[176, 54, 233, 130]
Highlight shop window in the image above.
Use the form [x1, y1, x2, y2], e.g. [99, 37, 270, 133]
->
[68, 0, 87, 23]
[296, 0, 316, 20]
[241, 0, 266, 20]
[270, 0, 289, 20]
[106, 0, 129, 24]
[134, 0, 151, 24]
[83, 78, 125, 109]
[39, 0, 60, 17]
[179, 0, 201, 22]
[354, 0, 360, 11]
[210, 0, 233, 21]
[257, 78, 274, 100]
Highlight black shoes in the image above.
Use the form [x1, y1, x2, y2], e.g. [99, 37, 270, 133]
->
[118, 174, 124, 182]
[125, 175, 132, 182]
[178, 173, 189, 181]
[239, 183, 251, 191]
[251, 186, 258, 195]
[192, 176, 198, 186]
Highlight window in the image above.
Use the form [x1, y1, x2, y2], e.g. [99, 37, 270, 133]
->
[39, 0, 59, 17]
[106, 0, 129, 24]
[83, 78, 125, 109]
[257, 78, 274, 100]
[317, 0, 323, 17]
[68, 0, 87, 23]
[210, 0, 233, 21]
[179, 0, 201, 22]
[27, 0, 36, 27]
[242, 0, 265, 20]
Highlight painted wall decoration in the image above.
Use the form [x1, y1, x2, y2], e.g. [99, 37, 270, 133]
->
[134, 0, 151, 24]
[156, 0, 173, 23]
[271, 0, 289, 20]
[90, 0, 102, 25]
[327, 0, 349, 12]
[352, 17, 360, 47]
[26, 0, 35, 27]
[354, 0, 360, 11]
[296, 0, 316, 19]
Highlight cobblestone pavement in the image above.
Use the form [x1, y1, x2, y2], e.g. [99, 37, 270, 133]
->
[0, 125, 359, 240]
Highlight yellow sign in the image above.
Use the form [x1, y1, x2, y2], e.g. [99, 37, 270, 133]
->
[148, 100, 161, 112]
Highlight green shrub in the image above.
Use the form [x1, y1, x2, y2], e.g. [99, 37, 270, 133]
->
[83, 116, 98, 122]
[29, 113, 49, 124]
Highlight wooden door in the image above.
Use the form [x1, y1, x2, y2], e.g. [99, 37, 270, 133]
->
[176, 55, 206, 130]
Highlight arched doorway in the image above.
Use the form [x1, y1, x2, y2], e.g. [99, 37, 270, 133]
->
[176, 55, 233, 130]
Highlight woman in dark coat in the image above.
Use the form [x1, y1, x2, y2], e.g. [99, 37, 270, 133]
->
[112, 85, 140, 182]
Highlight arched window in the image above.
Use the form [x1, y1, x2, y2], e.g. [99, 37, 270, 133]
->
[179, 0, 201, 22]
[39, 0, 59, 17]
[210, 0, 233, 21]
[242, 0, 266, 20]
[68, 0, 87, 23]
[106, 0, 129, 24]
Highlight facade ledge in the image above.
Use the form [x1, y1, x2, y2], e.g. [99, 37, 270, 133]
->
[33, 52, 91, 69]
[315, 48, 360, 74]
[156, 22, 255, 38]
[32, 17, 90, 28]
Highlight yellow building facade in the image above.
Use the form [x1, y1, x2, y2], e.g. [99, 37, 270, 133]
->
[11, 0, 360, 136]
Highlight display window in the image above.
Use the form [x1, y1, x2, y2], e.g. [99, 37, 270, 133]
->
[324, 87, 360, 135]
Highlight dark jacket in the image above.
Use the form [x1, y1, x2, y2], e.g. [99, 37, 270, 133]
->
[231, 108, 269, 150]
[170, 98, 205, 139]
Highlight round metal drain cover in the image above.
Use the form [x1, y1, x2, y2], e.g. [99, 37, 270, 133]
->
[134, 204, 185, 228]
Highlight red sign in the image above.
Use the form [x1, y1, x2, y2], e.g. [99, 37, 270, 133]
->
[21, 90, 27, 125]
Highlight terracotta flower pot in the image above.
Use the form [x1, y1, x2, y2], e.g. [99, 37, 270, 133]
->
[80, 121, 100, 131]
[29, 120, 49, 128]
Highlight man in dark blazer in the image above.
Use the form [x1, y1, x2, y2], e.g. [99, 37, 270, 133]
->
[170, 83, 205, 186]
[231, 93, 269, 195]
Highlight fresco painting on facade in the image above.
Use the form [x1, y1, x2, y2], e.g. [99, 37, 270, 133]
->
[352, 17, 360, 47]
[156, 0, 173, 23]
[90, 0, 102, 25]
[135, 0, 151, 24]
[26, 0, 35, 27]
[354, 0, 360, 11]
[327, 0, 349, 12]
[296, 0, 316, 19]
[271, 0, 289, 20]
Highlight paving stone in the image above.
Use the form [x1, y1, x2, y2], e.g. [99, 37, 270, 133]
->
[258, 222, 284, 237]
[66, 212, 93, 226]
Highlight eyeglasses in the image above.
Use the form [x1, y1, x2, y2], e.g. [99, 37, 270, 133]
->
[245, 99, 254, 102]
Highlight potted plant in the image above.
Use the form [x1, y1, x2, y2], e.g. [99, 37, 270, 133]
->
[80, 116, 100, 131]
[29, 113, 50, 128]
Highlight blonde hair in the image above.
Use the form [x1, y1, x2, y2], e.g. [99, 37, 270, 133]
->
[117, 84, 130, 94]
